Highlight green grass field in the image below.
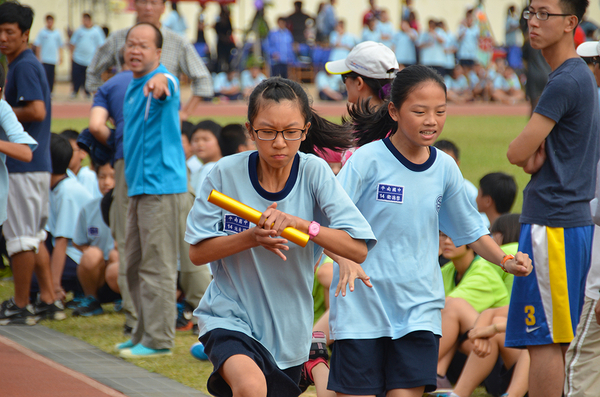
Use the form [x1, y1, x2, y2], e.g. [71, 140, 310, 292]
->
[1, 114, 530, 396]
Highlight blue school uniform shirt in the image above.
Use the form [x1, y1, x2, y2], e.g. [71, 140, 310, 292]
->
[0, 101, 38, 225]
[328, 31, 357, 62]
[213, 72, 241, 94]
[48, 176, 94, 264]
[73, 197, 115, 260]
[33, 28, 63, 65]
[392, 30, 417, 65]
[70, 25, 105, 66]
[240, 70, 266, 91]
[163, 10, 187, 37]
[361, 27, 381, 43]
[5, 49, 51, 174]
[191, 161, 216, 200]
[441, 29, 457, 70]
[185, 151, 376, 369]
[92, 70, 132, 162]
[77, 166, 102, 199]
[266, 28, 294, 64]
[457, 24, 479, 62]
[375, 21, 395, 48]
[316, 71, 343, 92]
[123, 64, 187, 197]
[522, 58, 600, 227]
[331, 141, 488, 340]
[418, 31, 445, 67]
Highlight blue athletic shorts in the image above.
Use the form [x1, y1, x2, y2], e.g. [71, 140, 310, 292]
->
[328, 331, 439, 395]
[199, 328, 302, 397]
[506, 224, 593, 347]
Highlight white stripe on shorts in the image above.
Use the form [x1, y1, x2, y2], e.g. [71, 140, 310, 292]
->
[531, 224, 554, 341]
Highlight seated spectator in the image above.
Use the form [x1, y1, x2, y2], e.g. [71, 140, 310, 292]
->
[182, 120, 202, 174]
[392, 20, 418, 67]
[190, 120, 222, 195]
[492, 62, 525, 104]
[445, 65, 473, 103]
[466, 63, 491, 101]
[328, 20, 356, 62]
[240, 64, 266, 99]
[213, 69, 242, 101]
[476, 172, 517, 227]
[218, 123, 254, 157]
[71, 161, 120, 316]
[60, 129, 101, 199]
[361, 14, 380, 43]
[375, 9, 395, 48]
[315, 69, 346, 101]
[32, 134, 93, 302]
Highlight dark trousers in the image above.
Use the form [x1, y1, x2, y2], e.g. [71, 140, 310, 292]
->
[271, 63, 288, 79]
[71, 60, 89, 95]
[42, 63, 56, 93]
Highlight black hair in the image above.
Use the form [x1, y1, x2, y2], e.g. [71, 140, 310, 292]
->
[349, 65, 446, 147]
[83, 13, 92, 20]
[559, 0, 589, 22]
[50, 133, 73, 175]
[247, 77, 353, 156]
[0, 65, 5, 93]
[219, 124, 247, 156]
[344, 71, 394, 102]
[46, 14, 54, 21]
[181, 120, 195, 141]
[126, 22, 163, 49]
[433, 139, 459, 160]
[479, 172, 517, 214]
[60, 129, 80, 141]
[490, 213, 521, 245]
[0, 1, 34, 34]
[194, 119, 222, 140]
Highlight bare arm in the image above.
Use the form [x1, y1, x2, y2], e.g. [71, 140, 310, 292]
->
[507, 112, 555, 167]
[0, 141, 32, 162]
[12, 100, 46, 123]
[89, 106, 111, 145]
[51, 237, 68, 301]
[469, 234, 532, 277]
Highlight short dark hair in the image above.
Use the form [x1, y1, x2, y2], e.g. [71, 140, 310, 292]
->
[46, 14, 54, 21]
[126, 22, 163, 49]
[490, 213, 521, 245]
[433, 139, 459, 160]
[83, 13, 92, 20]
[193, 120, 222, 141]
[0, 1, 34, 34]
[0, 65, 5, 93]
[219, 124, 247, 156]
[479, 172, 517, 214]
[50, 133, 73, 175]
[60, 129, 79, 142]
[181, 120, 195, 141]
[559, 0, 589, 22]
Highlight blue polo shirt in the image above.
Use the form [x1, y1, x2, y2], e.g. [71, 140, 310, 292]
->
[123, 64, 187, 197]
[92, 70, 132, 161]
[5, 49, 52, 174]
[33, 28, 63, 65]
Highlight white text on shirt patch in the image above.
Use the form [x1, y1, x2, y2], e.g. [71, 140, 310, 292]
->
[224, 214, 250, 234]
[376, 184, 404, 203]
[87, 226, 99, 237]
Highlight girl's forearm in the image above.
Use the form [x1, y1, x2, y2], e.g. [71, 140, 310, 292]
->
[189, 229, 258, 265]
[0, 141, 32, 162]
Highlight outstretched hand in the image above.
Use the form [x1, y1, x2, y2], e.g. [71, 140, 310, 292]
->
[504, 251, 532, 277]
[335, 257, 372, 297]
[144, 73, 170, 99]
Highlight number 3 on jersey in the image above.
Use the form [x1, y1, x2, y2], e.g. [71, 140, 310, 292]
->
[525, 305, 536, 326]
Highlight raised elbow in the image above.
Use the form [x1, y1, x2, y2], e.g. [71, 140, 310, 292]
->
[506, 144, 525, 166]
[350, 242, 369, 264]
[22, 148, 33, 162]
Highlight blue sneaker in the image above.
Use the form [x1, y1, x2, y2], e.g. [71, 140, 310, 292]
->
[119, 344, 172, 358]
[113, 299, 123, 312]
[114, 339, 135, 352]
[65, 292, 85, 309]
[190, 342, 208, 361]
[72, 296, 103, 317]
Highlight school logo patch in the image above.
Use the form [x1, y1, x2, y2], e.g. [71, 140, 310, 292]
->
[87, 226, 99, 237]
[436, 195, 443, 213]
[376, 184, 404, 204]
[224, 214, 250, 234]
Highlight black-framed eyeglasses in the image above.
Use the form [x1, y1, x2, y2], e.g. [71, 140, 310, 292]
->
[249, 125, 307, 141]
[523, 10, 574, 21]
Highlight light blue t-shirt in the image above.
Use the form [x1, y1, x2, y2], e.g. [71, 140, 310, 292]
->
[77, 166, 102, 199]
[240, 70, 266, 91]
[73, 197, 115, 260]
[0, 101, 38, 225]
[213, 72, 241, 94]
[33, 28, 63, 65]
[328, 31, 357, 62]
[163, 10, 187, 37]
[123, 64, 187, 197]
[361, 27, 381, 43]
[185, 151, 376, 369]
[331, 141, 489, 340]
[376, 21, 395, 48]
[392, 30, 417, 65]
[48, 176, 94, 264]
[441, 29, 457, 70]
[191, 161, 216, 199]
[70, 25, 105, 66]
[316, 71, 343, 93]
[457, 24, 479, 62]
[445, 74, 469, 92]
[418, 31, 446, 67]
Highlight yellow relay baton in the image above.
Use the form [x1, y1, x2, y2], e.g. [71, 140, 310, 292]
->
[207, 190, 310, 247]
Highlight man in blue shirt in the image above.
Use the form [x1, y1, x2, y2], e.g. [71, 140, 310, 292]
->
[69, 13, 105, 98]
[266, 17, 295, 78]
[0, 1, 64, 325]
[115, 22, 187, 358]
[33, 14, 63, 93]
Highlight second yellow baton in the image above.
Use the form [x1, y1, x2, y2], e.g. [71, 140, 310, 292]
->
[207, 190, 310, 247]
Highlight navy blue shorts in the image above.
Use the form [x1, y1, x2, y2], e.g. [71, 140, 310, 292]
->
[328, 331, 439, 395]
[199, 329, 302, 397]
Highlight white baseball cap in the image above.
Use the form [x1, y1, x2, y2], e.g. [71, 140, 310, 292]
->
[577, 41, 600, 57]
[325, 41, 399, 79]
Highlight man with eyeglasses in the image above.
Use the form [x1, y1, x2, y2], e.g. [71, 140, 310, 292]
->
[85, 0, 212, 120]
[506, 1, 599, 397]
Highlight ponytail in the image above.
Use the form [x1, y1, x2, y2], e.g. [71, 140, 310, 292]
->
[300, 110, 353, 156]
[347, 98, 397, 147]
